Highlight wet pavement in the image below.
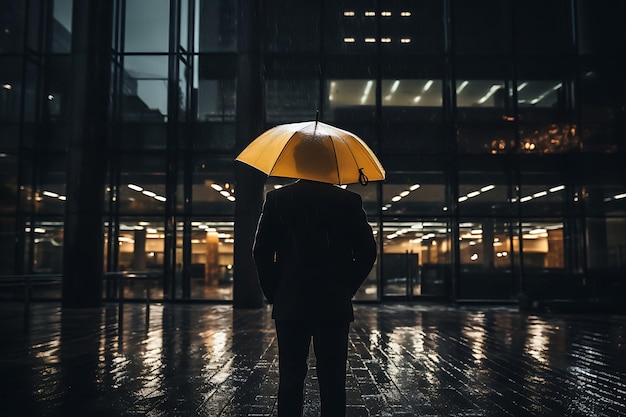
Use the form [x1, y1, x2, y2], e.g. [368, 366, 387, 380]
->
[1, 302, 625, 417]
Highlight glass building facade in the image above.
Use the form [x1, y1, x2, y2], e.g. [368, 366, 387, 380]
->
[1, 0, 625, 305]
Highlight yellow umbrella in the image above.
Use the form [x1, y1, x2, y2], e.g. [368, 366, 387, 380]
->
[235, 119, 385, 185]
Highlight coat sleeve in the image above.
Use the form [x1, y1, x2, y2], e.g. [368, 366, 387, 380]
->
[252, 191, 279, 303]
[347, 193, 377, 297]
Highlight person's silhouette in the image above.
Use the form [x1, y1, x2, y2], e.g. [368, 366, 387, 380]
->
[253, 140, 377, 416]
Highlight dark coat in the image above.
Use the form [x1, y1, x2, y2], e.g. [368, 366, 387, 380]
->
[253, 180, 377, 322]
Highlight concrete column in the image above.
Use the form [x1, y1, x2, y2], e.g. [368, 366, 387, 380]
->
[232, 0, 265, 309]
[62, 0, 113, 308]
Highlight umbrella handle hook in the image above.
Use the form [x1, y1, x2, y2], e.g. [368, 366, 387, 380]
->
[358, 168, 369, 186]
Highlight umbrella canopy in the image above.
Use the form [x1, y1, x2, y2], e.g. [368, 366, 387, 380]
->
[235, 120, 385, 185]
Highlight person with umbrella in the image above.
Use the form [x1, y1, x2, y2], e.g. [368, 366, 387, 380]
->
[240, 118, 382, 416]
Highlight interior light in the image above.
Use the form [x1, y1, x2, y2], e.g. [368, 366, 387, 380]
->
[381, 11, 392, 17]
[478, 84, 503, 104]
[422, 80, 433, 92]
[2, 84, 11, 90]
[210, 183, 223, 191]
[400, 191, 410, 197]
[517, 82, 528, 92]
[390, 80, 400, 93]
[458, 196, 468, 202]
[344, 11, 355, 17]
[549, 185, 565, 192]
[614, 193, 626, 199]
[520, 196, 533, 202]
[365, 11, 375, 16]
[142, 190, 156, 197]
[364, 38, 376, 43]
[533, 191, 547, 198]
[413, 96, 421, 103]
[400, 38, 411, 43]
[401, 11, 412, 17]
[343, 37, 355, 43]
[381, 38, 391, 43]
[467, 191, 480, 198]
[480, 185, 495, 192]
[456, 80, 469, 94]
[42, 191, 59, 198]
[410, 184, 420, 190]
[128, 184, 143, 191]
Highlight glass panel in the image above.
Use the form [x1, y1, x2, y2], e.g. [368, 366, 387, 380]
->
[456, 79, 507, 110]
[192, 155, 236, 215]
[586, 217, 626, 269]
[0, 57, 22, 123]
[516, 79, 579, 153]
[51, 0, 72, 53]
[124, 0, 170, 53]
[577, 0, 626, 55]
[513, 0, 570, 55]
[119, 154, 167, 215]
[122, 55, 169, 122]
[265, 0, 319, 53]
[518, 171, 566, 217]
[579, 63, 622, 152]
[177, 58, 189, 122]
[379, 0, 444, 54]
[117, 217, 164, 300]
[382, 173, 446, 217]
[520, 220, 565, 271]
[45, 56, 72, 125]
[119, 123, 167, 150]
[197, 79, 236, 122]
[584, 188, 626, 217]
[265, 79, 319, 123]
[323, 0, 377, 55]
[0, 0, 26, 53]
[455, 77, 513, 153]
[458, 170, 510, 216]
[381, 79, 442, 108]
[459, 219, 514, 271]
[0, 126, 19, 150]
[24, 61, 38, 122]
[189, 220, 233, 300]
[197, 0, 236, 52]
[452, 0, 512, 54]
[0, 216, 16, 274]
[324, 78, 378, 124]
[29, 219, 65, 274]
[0, 152, 18, 214]
[458, 219, 515, 300]
[382, 219, 450, 298]
[179, 0, 189, 51]
[35, 155, 67, 216]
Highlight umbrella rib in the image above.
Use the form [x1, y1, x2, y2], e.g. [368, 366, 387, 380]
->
[268, 130, 299, 175]
[328, 135, 342, 184]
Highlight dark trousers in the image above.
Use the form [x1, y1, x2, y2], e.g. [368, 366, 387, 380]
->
[274, 319, 350, 417]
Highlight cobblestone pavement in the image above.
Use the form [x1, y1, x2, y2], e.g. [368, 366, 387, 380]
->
[1, 302, 625, 416]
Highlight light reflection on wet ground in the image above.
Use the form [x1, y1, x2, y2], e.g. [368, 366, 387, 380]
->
[0, 302, 624, 416]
